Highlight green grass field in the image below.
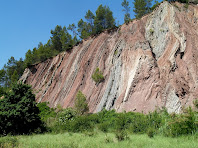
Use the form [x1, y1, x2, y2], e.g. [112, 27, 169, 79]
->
[1, 132, 198, 148]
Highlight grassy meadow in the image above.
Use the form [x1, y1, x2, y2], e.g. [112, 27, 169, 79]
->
[1, 131, 198, 148]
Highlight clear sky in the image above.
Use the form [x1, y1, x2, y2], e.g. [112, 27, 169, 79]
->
[0, 0, 137, 69]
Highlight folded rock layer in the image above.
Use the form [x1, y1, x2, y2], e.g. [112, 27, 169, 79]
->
[20, 2, 198, 113]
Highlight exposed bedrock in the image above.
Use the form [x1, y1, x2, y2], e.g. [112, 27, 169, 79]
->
[20, 2, 198, 113]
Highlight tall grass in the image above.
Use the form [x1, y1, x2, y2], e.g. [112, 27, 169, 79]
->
[2, 132, 197, 148]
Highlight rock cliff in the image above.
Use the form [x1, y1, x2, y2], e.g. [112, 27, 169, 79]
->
[20, 2, 198, 113]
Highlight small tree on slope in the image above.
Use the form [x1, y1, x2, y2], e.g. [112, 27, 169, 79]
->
[74, 91, 89, 116]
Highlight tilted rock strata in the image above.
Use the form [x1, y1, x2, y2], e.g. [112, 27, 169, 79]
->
[20, 2, 198, 113]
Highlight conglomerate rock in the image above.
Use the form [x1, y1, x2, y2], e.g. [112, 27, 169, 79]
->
[20, 2, 198, 113]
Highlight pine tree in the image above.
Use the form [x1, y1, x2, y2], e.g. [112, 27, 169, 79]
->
[50, 25, 63, 51]
[122, 0, 131, 24]
[77, 19, 90, 39]
[68, 24, 79, 45]
[85, 10, 95, 32]
[61, 26, 73, 51]
[94, 5, 115, 34]
[133, 0, 147, 19]
[11, 70, 18, 84]
[67, 23, 77, 37]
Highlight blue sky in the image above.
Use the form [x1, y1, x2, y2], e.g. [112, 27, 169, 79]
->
[0, 0, 137, 69]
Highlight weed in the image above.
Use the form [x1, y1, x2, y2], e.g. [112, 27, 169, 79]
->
[115, 130, 129, 141]
[114, 49, 118, 55]
[0, 137, 18, 148]
[147, 128, 155, 138]
[149, 28, 154, 35]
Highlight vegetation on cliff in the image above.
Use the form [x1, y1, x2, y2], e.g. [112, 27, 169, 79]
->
[92, 68, 104, 84]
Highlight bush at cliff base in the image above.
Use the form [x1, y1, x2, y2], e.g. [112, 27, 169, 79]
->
[0, 83, 44, 135]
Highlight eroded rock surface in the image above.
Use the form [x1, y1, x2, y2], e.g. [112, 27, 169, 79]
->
[20, 2, 198, 113]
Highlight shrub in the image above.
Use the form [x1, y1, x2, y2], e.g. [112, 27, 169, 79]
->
[98, 122, 109, 133]
[58, 108, 77, 125]
[115, 113, 129, 141]
[147, 110, 163, 130]
[184, 3, 189, 9]
[105, 136, 113, 143]
[37, 102, 56, 122]
[69, 115, 94, 132]
[74, 91, 89, 115]
[92, 68, 104, 84]
[0, 83, 43, 135]
[128, 113, 148, 134]
[0, 137, 18, 147]
[149, 28, 154, 35]
[115, 130, 128, 141]
[164, 107, 198, 137]
[116, 113, 129, 131]
[194, 99, 198, 109]
[147, 128, 155, 138]
[98, 109, 117, 123]
[87, 113, 100, 124]
[49, 108, 77, 133]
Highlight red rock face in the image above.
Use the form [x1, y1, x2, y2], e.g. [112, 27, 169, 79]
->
[20, 2, 198, 113]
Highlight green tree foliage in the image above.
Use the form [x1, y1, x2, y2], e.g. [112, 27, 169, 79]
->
[6, 4, 117, 72]
[74, 91, 89, 115]
[133, 0, 147, 19]
[69, 115, 93, 132]
[68, 24, 78, 45]
[94, 5, 115, 34]
[0, 83, 43, 135]
[165, 107, 198, 137]
[58, 108, 77, 125]
[0, 69, 6, 86]
[77, 10, 95, 40]
[61, 26, 73, 51]
[68, 23, 77, 37]
[133, 0, 152, 19]
[115, 113, 129, 141]
[0, 57, 24, 88]
[10, 70, 18, 84]
[85, 10, 95, 32]
[24, 25, 74, 68]
[194, 99, 198, 109]
[51, 25, 63, 52]
[77, 6, 115, 39]
[0, 87, 5, 97]
[24, 49, 34, 67]
[37, 102, 56, 122]
[122, 0, 131, 24]
[92, 67, 104, 84]
[0, 136, 18, 147]
[24, 43, 57, 67]
[150, 0, 160, 11]
[77, 19, 92, 39]
[34, 104, 198, 138]
[51, 25, 73, 52]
